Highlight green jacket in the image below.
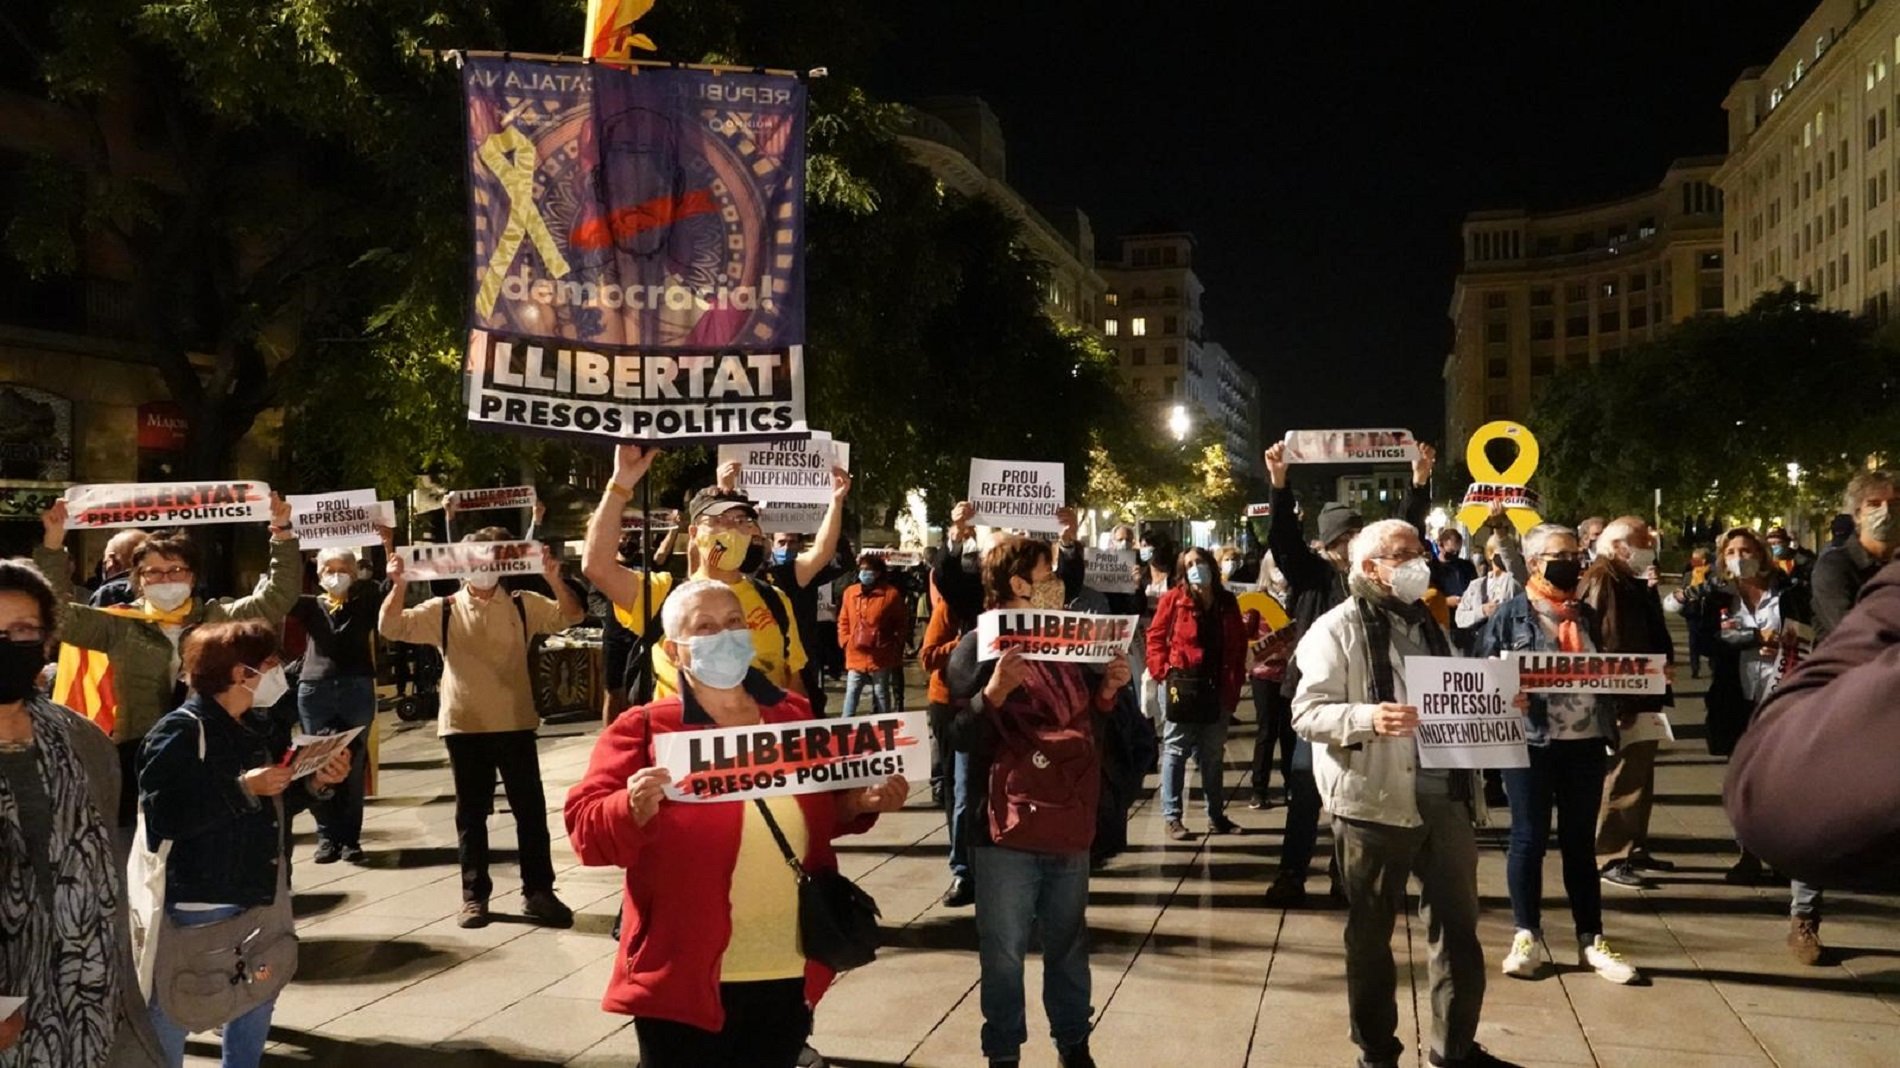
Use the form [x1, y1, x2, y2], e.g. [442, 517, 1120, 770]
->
[35, 535, 303, 743]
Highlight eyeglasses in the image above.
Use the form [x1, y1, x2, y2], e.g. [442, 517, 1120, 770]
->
[2, 624, 46, 644]
[1536, 551, 1582, 562]
[137, 566, 193, 582]
[698, 513, 759, 532]
[1375, 552, 1426, 564]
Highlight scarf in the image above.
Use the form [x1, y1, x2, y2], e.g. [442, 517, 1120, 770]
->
[117, 598, 195, 628]
[1526, 578, 1585, 652]
[0, 698, 121, 1068]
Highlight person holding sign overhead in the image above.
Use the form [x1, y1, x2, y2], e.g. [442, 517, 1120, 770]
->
[1146, 546, 1247, 841]
[1471, 524, 1641, 985]
[1291, 518, 1505, 1068]
[563, 580, 903, 1068]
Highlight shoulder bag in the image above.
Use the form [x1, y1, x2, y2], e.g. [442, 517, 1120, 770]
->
[752, 798, 881, 971]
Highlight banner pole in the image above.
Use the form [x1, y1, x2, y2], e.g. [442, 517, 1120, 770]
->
[433, 48, 815, 78]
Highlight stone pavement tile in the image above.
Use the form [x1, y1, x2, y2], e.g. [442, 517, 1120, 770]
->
[816, 948, 978, 1042]
[1471, 1000, 1595, 1066]
[805, 1034, 920, 1067]
[1566, 973, 1758, 1054]
[369, 955, 569, 1025]
[1591, 1042, 1774, 1068]
[448, 993, 632, 1063]
[538, 956, 615, 1002]
[565, 1021, 642, 1067]
[1089, 1005, 1252, 1065]
[1742, 1013, 1900, 1068]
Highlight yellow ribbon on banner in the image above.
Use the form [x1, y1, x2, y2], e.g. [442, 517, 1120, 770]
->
[475, 127, 572, 318]
[1457, 421, 1543, 535]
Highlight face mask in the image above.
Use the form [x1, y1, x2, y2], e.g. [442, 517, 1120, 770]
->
[1726, 556, 1762, 580]
[466, 574, 499, 592]
[1862, 502, 1898, 543]
[1187, 564, 1212, 587]
[1769, 544, 1791, 559]
[319, 572, 352, 596]
[772, 547, 793, 566]
[696, 529, 753, 572]
[244, 664, 289, 709]
[143, 582, 191, 612]
[1490, 553, 1506, 571]
[1138, 546, 1153, 563]
[858, 570, 878, 586]
[1028, 577, 1066, 610]
[1385, 558, 1432, 604]
[1623, 545, 1657, 572]
[740, 541, 767, 573]
[1219, 560, 1237, 577]
[0, 640, 47, 702]
[680, 627, 753, 690]
[1541, 558, 1582, 592]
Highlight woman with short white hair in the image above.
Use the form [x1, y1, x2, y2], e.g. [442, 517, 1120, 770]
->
[286, 538, 389, 864]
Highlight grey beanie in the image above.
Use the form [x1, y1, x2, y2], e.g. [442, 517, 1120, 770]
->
[1317, 502, 1362, 548]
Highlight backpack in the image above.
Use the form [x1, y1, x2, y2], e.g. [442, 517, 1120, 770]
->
[619, 582, 672, 708]
[986, 661, 1100, 854]
[749, 577, 795, 669]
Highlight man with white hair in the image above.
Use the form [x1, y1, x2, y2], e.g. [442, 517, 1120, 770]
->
[1292, 518, 1504, 1068]
[1581, 515, 1676, 891]
[89, 528, 149, 607]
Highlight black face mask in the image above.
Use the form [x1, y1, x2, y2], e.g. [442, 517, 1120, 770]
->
[740, 539, 768, 574]
[1542, 559, 1583, 592]
[1491, 554, 1506, 571]
[0, 640, 48, 703]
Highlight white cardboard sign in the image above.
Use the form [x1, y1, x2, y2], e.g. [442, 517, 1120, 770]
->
[967, 458, 1064, 534]
[1403, 655, 1529, 770]
[1282, 429, 1419, 464]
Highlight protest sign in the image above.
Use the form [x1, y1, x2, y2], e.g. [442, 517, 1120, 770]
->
[64, 482, 272, 529]
[1456, 421, 1543, 535]
[450, 484, 537, 513]
[621, 507, 680, 531]
[751, 441, 849, 532]
[1619, 712, 1676, 748]
[1244, 502, 1272, 517]
[286, 727, 366, 781]
[862, 548, 924, 569]
[398, 541, 542, 583]
[0, 481, 64, 522]
[0, 995, 19, 1021]
[1460, 482, 1542, 512]
[652, 711, 930, 803]
[1282, 429, 1419, 464]
[1083, 547, 1139, 594]
[1514, 652, 1667, 695]
[1234, 591, 1292, 632]
[977, 610, 1138, 663]
[1403, 655, 1529, 770]
[463, 329, 807, 445]
[461, 58, 805, 351]
[967, 458, 1064, 534]
[289, 491, 393, 550]
[718, 432, 838, 505]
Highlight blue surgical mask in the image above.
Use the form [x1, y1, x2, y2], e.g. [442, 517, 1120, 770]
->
[771, 547, 793, 566]
[680, 627, 754, 690]
[1138, 546, 1153, 563]
[858, 570, 877, 586]
[1187, 564, 1212, 587]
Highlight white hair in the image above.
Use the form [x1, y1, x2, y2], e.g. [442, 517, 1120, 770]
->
[1522, 523, 1575, 561]
[1348, 519, 1421, 570]
[316, 547, 358, 570]
[1596, 517, 1645, 557]
[661, 578, 741, 640]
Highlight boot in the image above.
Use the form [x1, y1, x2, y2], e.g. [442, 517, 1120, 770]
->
[1788, 915, 1825, 966]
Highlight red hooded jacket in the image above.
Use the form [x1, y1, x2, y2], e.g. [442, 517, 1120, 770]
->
[1145, 584, 1249, 711]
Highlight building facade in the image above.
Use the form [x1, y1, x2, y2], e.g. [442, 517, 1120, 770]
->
[1444, 161, 1726, 453]
[1717, 0, 1900, 320]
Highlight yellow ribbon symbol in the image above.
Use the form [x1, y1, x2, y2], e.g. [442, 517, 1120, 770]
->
[1456, 420, 1543, 535]
[475, 127, 572, 318]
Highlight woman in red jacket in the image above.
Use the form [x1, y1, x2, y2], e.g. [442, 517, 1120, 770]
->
[564, 579, 907, 1068]
[1147, 546, 1248, 841]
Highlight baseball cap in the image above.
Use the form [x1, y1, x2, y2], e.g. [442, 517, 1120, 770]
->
[685, 487, 758, 526]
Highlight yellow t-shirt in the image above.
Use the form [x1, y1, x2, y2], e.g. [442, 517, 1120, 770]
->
[720, 794, 809, 981]
[609, 570, 676, 634]
[649, 578, 806, 698]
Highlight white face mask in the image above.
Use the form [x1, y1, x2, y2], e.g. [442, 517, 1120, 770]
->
[466, 574, 499, 592]
[1219, 560, 1237, 577]
[1725, 556, 1762, 580]
[244, 664, 289, 709]
[1385, 558, 1433, 604]
[143, 582, 192, 612]
[1624, 545, 1657, 572]
[319, 572, 353, 595]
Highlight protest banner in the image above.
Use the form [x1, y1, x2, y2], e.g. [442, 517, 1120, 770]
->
[1083, 547, 1139, 594]
[286, 727, 366, 781]
[463, 329, 807, 445]
[652, 711, 931, 803]
[862, 548, 925, 569]
[1460, 482, 1543, 512]
[717, 432, 838, 505]
[621, 507, 680, 532]
[1403, 655, 1529, 770]
[0, 481, 64, 522]
[977, 609, 1138, 664]
[462, 58, 805, 351]
[967, 458, 1064, 534]
[1282, 429, 1419, 464]
[452, 484, 538, 513]
[1514, 652, 1667, 695]
[64, 482, 272, 529]
[1244, 502, 1272, 517]
[1456, 421, 1543, 535]
[398, 541, 542, 583]
[288, 490, 394, 550]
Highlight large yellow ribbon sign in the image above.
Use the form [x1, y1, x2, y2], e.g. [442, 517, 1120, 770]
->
[475, 127, 572, 318]
[1457, 421, 1543, 535]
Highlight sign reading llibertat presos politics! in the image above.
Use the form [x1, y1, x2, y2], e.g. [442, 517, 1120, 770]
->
[462, 329, 807, 445]
[398, 541, 543, 583]
[461, 58, 805, 351]
[977, 610, 1139, 664]
[1460, 482, 1543, 512]
[451, 484, 538, 513]
[717, 431, 838, 505]
[1514, 652, 1668, 696]
[64, 482, 273, 529]
[967, 458, 1064, 534]
[652, 711, 931, 803]
[1402, 655, 1529, 770]
[1282, 429, 1419, 464]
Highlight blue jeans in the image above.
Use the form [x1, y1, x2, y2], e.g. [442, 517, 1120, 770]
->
[149, 906, 277, 1068]
[1159, 713, 1230, 823]
[948, 751, 973, 878]
[1502, 739, 1607, 937]
[972, 846, 1093, 1059]
[1792, 880, 1825, 918]
[297, 675, 377, 847]
[841, 668, 895, 716]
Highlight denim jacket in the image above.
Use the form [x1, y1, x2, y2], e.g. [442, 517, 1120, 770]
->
[137, 693, 324, 908]
[1471, 592, 1616, 747]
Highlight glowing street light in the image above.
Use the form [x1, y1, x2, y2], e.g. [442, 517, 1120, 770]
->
[1168, 403, 1192, 442]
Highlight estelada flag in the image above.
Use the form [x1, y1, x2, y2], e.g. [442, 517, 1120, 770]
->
[584, 0, 657, 58]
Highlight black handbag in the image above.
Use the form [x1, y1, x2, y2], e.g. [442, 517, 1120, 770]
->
[752, 799, 882, 971]
[1164, 670, 1220, 724]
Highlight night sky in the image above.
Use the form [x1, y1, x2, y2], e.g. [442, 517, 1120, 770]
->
[867, 2, 1815, 444]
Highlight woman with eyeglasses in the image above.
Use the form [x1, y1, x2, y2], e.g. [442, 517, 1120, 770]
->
[35, 500, 303, 851]
[1472, 523, 1641, 986]
[0, 559, 165, 1067]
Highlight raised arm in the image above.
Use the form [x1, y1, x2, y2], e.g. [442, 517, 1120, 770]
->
[219, 496, 302, 624]
[796, 467, 853, 588]
[35, 501, 133, 651]
[583, 445, 662, 610]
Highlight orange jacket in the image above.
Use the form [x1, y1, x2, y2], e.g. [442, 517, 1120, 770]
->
[837, 580, 910, 672]
[920, 580, 967, 705]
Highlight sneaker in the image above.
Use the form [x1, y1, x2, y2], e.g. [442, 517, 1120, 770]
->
[1580, 935, 1640, 984]
[797, 1045, 828, 1068]
[339, 844, 367, 865]
[458, 900, 490, 929]
[1248, 796, 1271, 811]
[1165, 820, 1194, 841]
[1501, 929, 1543, 979]
[1600, 861, 1650, 890]
[313, 839, 341, 865]
[1263, 872, 1308, 909]
[1058, 1041, 1096, 1068]
[1627, 850, 1675, 873]
[942, 875, 974, 908]
[521, 889, 574, 929]
[1207, 815, 1242, 835]
[1429, 1046, 1520, 1068]
[1788, 916, 1825, 966]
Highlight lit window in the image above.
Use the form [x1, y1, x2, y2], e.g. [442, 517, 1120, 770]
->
[1105, 319, 1120, 337]
[1105, 292, 1119, 307]
[1130, 317, 1148, 337]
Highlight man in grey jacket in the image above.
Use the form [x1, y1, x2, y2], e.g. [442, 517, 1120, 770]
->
[1292, 518, 1506, 1068]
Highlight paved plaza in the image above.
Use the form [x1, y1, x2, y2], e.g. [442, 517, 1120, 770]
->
[190, 665, 1900, 1068]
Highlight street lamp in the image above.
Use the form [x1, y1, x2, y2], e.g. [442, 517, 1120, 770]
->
[1168, 403, 1191, 442]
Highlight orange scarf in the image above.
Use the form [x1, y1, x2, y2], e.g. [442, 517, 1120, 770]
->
[1526, 577, 1584, 652]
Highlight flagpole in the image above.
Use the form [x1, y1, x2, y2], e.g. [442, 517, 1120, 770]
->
[435, 49, 821, 79]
